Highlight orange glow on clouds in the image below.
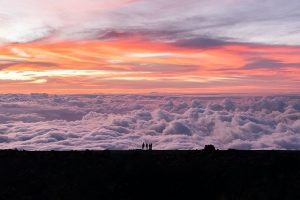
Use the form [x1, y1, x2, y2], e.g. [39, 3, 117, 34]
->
[0, 37, 300, 94]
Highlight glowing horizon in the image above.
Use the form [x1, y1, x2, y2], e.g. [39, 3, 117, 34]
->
[0, 0, 300, 94]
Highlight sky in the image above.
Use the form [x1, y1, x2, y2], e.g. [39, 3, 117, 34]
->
[0, 0, 300, 94]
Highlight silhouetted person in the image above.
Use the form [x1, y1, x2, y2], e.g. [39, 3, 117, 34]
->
[146, 143, 148, 150]
[149, 143, 152, 150]
[142, 143, 145, 150]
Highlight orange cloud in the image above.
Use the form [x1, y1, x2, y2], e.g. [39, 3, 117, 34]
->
[0, 37, 299, 94]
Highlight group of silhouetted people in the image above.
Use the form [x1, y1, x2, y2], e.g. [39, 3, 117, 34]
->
[142, 143, 152, 150]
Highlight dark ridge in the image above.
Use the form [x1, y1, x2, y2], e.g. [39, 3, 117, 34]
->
[1, 149, 300, 200]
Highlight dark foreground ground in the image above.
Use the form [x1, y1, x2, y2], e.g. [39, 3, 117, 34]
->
[1, 150, 300, 200]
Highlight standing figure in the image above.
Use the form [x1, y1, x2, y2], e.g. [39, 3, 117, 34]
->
[146, 143, 148, 150]
[149, 143, 152, 150]
[142, 142, 145, 150]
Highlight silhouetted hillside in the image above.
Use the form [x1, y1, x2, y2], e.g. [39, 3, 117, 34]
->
[1, 150, 300, 200]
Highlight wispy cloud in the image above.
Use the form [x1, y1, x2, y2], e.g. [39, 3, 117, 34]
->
[1, 0, 300, 45]
[243, 59, 300, 70]
[0, 0, 300, 93]
[0, 38, 299, 93]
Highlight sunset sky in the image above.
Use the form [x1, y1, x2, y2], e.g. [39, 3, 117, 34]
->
[0, 0, 300, 94]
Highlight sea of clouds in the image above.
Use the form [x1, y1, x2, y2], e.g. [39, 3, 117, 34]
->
[0, 94, 299, 150]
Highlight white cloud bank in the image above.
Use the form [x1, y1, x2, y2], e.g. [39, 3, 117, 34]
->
[0, 94, 299, 150]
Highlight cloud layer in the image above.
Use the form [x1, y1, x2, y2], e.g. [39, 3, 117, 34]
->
[1, 1, 300, 94]
[0, 40, 299, 94]
[0, 94, 299, 150]
[1, 0, 300, 45]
